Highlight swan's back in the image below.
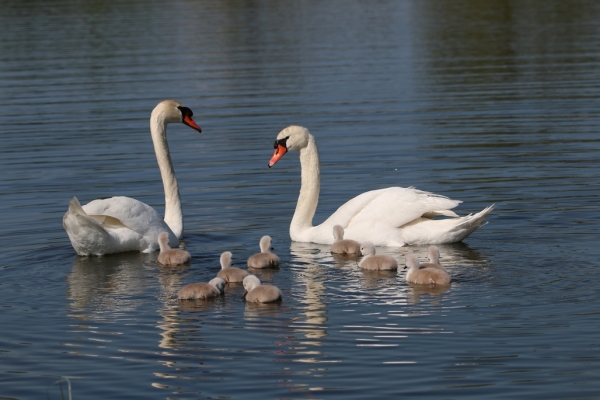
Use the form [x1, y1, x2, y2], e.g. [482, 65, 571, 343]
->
[64, 196, 178, 255]
[320, 188, 463, 245]
[84, 197, 177, 245]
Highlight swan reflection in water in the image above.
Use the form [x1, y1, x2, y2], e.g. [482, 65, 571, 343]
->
[66, 248, 194, 349]
[405, 283, 451, 306]
[289, 242, 333, 340]
[244, 301, 283, 318]
[331, 252, 361, 269]
[67, 251, 158, 319]
[289, 241, 489, 306]
[359, 269, 399, 288]
[64, 239, 490, 374]
[155, 247, 243, 349]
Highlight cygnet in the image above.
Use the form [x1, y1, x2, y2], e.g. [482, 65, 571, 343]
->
[178, 277, 226, 300]
[358, 241, 398, 270]
[243, 275, 282, 303]
[247, 236, 280, 269]
[158, 231, 191, 265]
[405, 253, 451, 286]
[330, 225, 361, 255]
[419, 246, 447, 271]
[217, 251, 249, 283]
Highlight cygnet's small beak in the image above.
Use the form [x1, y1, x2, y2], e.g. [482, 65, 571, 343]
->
[403, 265, 408, 270]
[268, 144, 287, 168]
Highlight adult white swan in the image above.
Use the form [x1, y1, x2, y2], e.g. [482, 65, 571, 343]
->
[268, 125, 494, 247]
[63, 100, 201, 256]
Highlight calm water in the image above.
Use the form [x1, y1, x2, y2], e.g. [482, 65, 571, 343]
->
[1, 0, 600, 398]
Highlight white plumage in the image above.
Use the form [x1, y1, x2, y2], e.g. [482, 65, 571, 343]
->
[268, 125, 494, 247]
[62, 100, 201, 256]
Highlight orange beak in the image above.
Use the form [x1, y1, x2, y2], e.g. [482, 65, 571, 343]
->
[268, 144, 287, 168]
[182, 114, 202, 133]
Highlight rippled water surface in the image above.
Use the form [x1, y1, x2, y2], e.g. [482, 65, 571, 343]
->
[1, 0, 600, 398]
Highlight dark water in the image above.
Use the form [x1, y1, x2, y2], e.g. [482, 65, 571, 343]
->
[1, 0, 600, 398]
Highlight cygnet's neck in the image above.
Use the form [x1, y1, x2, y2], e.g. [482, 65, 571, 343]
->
[158, 236, 170, 252]
[221, 258, 231, 269]
[291, 134, 320, 237]
[260, 239, 271, 253]
[150, 113, 183, 238]
[428, 247, 440, 264]
[246, 277, 261, 291]
[333, 226, 343, 242]
[406, 255, 421, 272]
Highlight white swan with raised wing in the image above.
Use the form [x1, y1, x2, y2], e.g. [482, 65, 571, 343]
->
[268, 125, 494, 247]
[63, 100, 201, 256]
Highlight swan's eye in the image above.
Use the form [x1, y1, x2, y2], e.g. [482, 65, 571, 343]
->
[177, 106, 193, 117]
[274, 136, 289, 149]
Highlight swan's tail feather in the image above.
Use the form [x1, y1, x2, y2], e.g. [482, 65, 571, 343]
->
[66, 197, 129, 228]
[408, 187, 463, 206]
[63, 197, 112, 256]
[450, 204, 495, 240]
[67, 196, 86, 216]
[423, 209, 460, 218]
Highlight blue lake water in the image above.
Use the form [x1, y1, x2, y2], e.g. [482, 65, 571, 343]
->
[1, 0, 600, 398]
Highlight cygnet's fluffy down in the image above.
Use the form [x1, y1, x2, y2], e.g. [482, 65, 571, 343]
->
[243, 275, 282, 303]
[405, 253, 451, 286]
[330, 225, 361, 255]
[419, 246, 447, 271]
[216, 251, 249, 283]
[358, 241, 398, 271]
[157, 231, 191, 265]
[247, 236, 280, 269]
[178, 277, 226, 300]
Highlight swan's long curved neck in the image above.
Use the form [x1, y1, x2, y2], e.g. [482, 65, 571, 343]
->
[291, 134, 320, 236]
[151, 114, 183, 238]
